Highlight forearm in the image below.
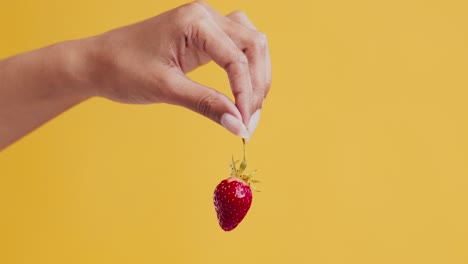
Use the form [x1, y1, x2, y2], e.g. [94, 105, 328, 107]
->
[0, 40, 92, 150]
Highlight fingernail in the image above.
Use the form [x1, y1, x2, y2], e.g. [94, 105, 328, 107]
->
[248, 109, 261, 137]
[220, 113, 250, 139]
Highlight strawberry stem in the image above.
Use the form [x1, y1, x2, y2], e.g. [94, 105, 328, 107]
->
[242, 138, 246, 162]
[239, 139, 247, 174]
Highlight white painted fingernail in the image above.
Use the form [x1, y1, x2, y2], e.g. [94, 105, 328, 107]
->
[248, 109, 261, 137]
[220, 113, 250, 139]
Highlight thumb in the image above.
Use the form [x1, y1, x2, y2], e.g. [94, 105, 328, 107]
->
[166, 75, 250, 139]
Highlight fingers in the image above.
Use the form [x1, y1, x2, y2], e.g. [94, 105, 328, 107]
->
[227, 11, 272, 100]
[194, 2, 270, 136]
[223, 14, 267, 125]
[225, 11, 271, 136]
[185, 12, 254, 132]
[166, 71, 250, 139]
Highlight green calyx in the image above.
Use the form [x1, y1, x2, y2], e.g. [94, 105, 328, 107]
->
[230, 139, 260, 191]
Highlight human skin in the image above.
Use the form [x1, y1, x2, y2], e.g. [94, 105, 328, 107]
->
[0, 1, 271, 150]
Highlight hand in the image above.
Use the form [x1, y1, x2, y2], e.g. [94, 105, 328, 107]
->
[0, 1, 271, 150]
[83, 1, 271, 139]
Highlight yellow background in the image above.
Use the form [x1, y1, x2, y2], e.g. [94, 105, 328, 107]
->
[1, 0, 468, 263]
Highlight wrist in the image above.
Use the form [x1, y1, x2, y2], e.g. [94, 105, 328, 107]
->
[51, 40, 98, 100]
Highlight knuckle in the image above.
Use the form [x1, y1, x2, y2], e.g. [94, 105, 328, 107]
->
[253, 93, 264, 108]
[176, 1, 209, 25]
[258, 32, 268, 45]
[233, 89, 248, 98]
[197, 94, 217, 117]
[231, 10, 247, 19]
[251, 31, 268, 50]
[187, 1, 206, 15]
[225, 52, 248, 72]
[237, 52, 249, 64]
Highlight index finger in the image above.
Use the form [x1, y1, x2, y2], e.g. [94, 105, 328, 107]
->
[186, 14, 254, 127]
[227, 11, 272, 100]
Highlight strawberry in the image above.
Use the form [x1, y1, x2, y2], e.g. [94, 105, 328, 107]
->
[213, 176, 252, 231]
[213, 141, 258, 231]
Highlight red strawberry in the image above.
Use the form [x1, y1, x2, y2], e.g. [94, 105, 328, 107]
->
[213, 152, 258, 231]
[214, 177, 252, 231]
